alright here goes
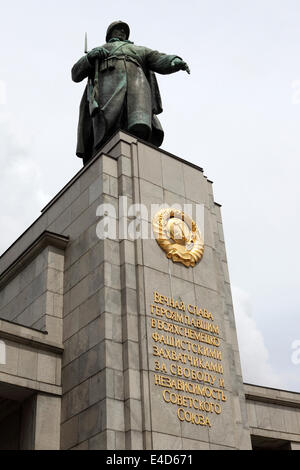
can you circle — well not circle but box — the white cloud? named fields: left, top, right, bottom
left=232, top=285, right=281, bottom=388
left=0, top=0, right=299, bottom=395
left=0, top=114, right=49, bottom=254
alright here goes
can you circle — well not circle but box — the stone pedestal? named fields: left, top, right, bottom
left=0, top=131, right=252, bottom=449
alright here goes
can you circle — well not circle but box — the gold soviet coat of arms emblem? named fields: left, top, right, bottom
left=152, top=208, right=204, bottom=268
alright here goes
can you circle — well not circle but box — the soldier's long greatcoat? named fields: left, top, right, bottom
left=72, top=39, right=180, bottom=164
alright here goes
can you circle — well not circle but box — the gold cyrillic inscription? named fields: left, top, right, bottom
left=150, top=291, right=227, bottom=426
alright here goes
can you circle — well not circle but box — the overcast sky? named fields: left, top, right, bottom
left=0, top=0, right=299, bottom=392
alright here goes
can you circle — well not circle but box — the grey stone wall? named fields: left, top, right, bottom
left=129, top=139, right=251, bottom=450
left=0, top=248, right=49, bottom=329
left=0, top=246, right=65, bottom=343
left=0, top=131, right=252, bottom=449
left=0, top=318, right=63, bottom=449
left=245, top=384, right=300, bottom=446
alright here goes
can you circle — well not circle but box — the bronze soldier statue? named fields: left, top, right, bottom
left=72, top=21, right=190, bottom=165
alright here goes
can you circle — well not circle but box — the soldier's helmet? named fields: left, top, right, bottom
left=106, top=21, right=130, bottom=42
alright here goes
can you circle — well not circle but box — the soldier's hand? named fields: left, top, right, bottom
left=87, top=47, right=109, bottom=63
left=181, top=62, right=191, bottom=74
left=171, top=58, right=191, bottom=74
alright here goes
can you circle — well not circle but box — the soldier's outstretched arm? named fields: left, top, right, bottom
left=145, top=49, right=190, bottom=75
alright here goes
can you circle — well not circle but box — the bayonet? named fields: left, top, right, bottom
left=84, top=32, right=88, bottom=54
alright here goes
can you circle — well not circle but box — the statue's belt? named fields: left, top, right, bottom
left=99, top=55, right=141, bottom=72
